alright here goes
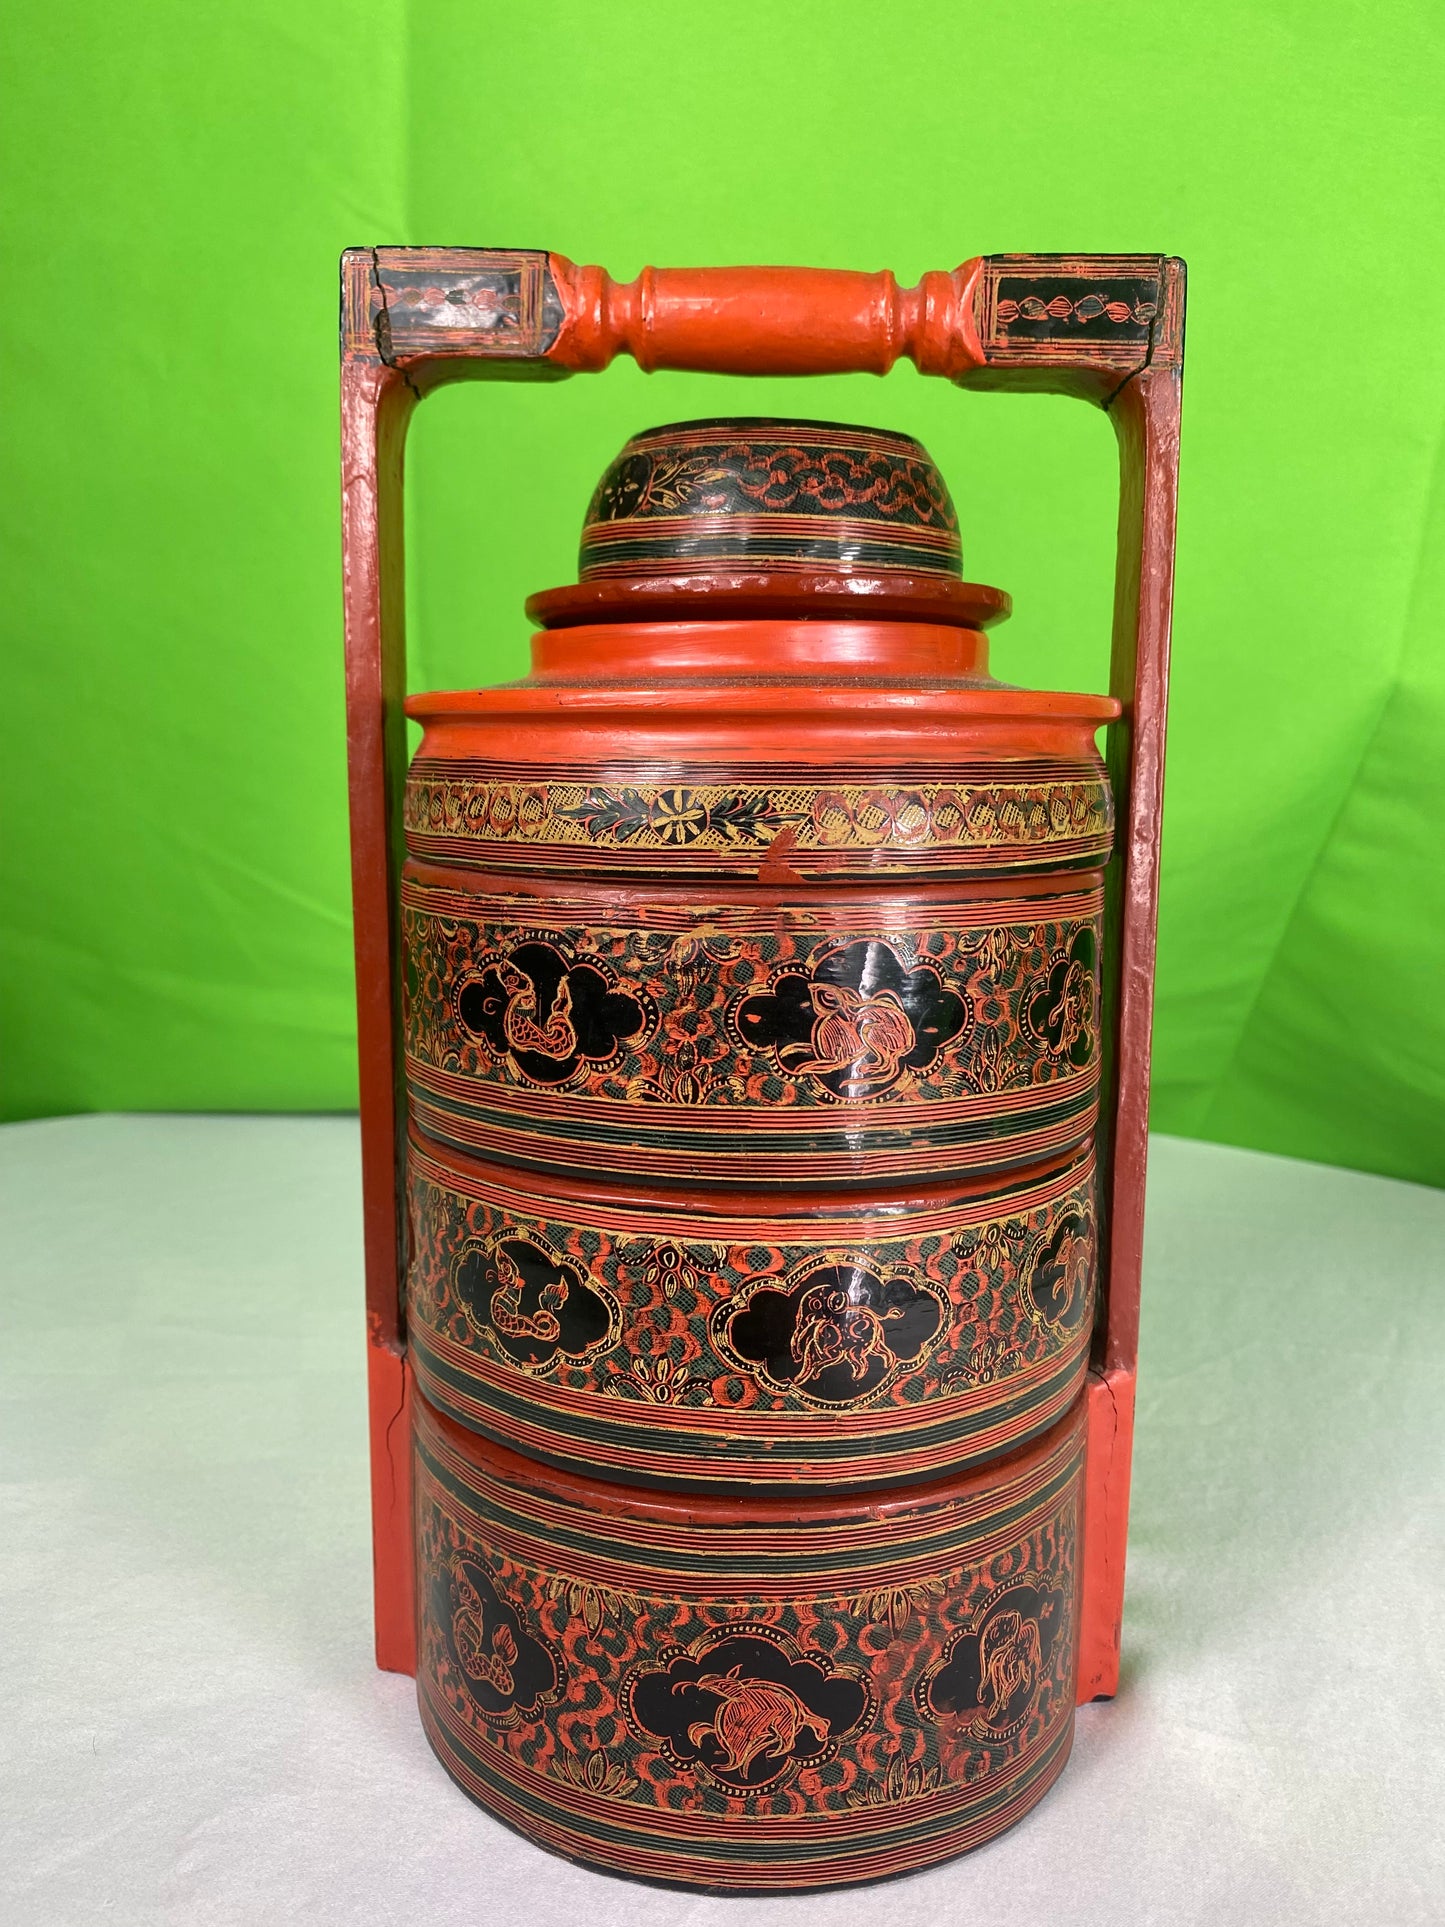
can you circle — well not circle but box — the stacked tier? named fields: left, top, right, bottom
left=401, top=421, right=1117, bottom=1891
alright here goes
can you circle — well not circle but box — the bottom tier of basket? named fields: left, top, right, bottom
left=412, top=1389, right=1085, bottom=1893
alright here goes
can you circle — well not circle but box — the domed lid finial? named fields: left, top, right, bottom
left=578, top=417, right=962, bottom=582
left=524, top=415, right=1011, bottom=631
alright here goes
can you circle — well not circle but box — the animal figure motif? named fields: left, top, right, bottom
left=496, top=959, right=577, bottom=1061
left=489, top=1249, right=567, bottom=1342
left=1042, top=957, right=1091, bottom=1057
left=789, top=1278, right=907, bottom=1390
left=785, top=982, right=916, bottom=1097
left=451, top=1565, right=519, bottom=1696
left=977, top=1609, right=1042, bottom=1725
left=681, top=1665, right=831, bottom=1777
left=1041, top=1227, right=1091, bottom=1327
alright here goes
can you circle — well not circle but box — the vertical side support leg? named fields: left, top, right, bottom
left=341, top=358, right=418, bottom=1675
left=1079, top=335, right=1184, bottom=1700
left=1078, top=1368, right=1138, bottom=1698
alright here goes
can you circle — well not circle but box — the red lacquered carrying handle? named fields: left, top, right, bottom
left=343, top=248, right=1180, bottom=396
left=549, top=260, right=984, bottom=377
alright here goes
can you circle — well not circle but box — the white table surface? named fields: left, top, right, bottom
left=2, top=1114, right=1442, bottom=1926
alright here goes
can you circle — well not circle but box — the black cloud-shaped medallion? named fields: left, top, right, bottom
left=916, top=1582, right=1065, bottom=1741
left=734, top=940, right=969, bottom=1099
left=718, top=1261, right=946, bottom=1405
left=434, top=1558, right=559, bottom=1725
left=1025, top=1209, right=1093, bottom=1333
left=454, top=1236, right=614, bottom=1368
left=627, top=1626, right=872, bottom=1791
left=1024, top=927, right=1097, bottom=1068
left=455, top=940, right=649, bottom=1084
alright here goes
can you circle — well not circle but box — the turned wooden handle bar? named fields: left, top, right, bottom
left=548, top=258, right=986, bottom=378
left=346, top=247, right=1178, bottom=392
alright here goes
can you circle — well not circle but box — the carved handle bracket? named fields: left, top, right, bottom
left=342, top=248, right=1182, bottom=397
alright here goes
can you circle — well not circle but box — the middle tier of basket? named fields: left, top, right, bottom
left=405, top=1128, right=1095, bottom=1489
left=401, top=869, right=1103, bottom=1188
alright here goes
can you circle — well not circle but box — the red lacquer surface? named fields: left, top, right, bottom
left=340, top=253, right=1184, bottom=1743
left=414, top=1393, right=1086, bottom=1890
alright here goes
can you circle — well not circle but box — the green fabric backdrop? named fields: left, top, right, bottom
left=4, top=2, right=1443, bottom=1186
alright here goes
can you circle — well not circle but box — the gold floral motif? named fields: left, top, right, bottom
left=603, top=1353, right=713, bottom=1404
left=846, top=1751, right=946, bottom=1808
left=969, top=926, right=1026, bottom=976
left=632, top=1237, right=723, bottom=1302
left=952, top=1217, right=1030, bottom=1270
left=545, top=1574, right=644, bottom=1637
left=648, top=788, right=710, bottom=843
left=551, top=1750, right=641, bottom=1799
left=968, top=1028, right=1011, bottom=1095
left=943, top=1336, right=1022, bottom=1388
left=846, top=1575, right=947, bottom=1637
left=404, top=770, right=1111, bottom=863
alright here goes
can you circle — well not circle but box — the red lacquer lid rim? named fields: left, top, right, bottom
left=404, top=681, right=1119, bottom=724
left=526, top=570, right=1012, bottom=631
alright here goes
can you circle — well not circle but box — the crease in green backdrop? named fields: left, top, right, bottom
left=3, top=1, right=1443, bottom=1186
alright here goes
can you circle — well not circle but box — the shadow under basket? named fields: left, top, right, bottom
left=413, top=1389, right=1085, bottom=1893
